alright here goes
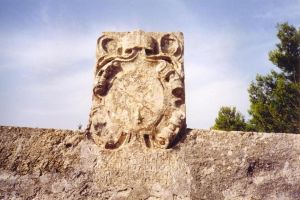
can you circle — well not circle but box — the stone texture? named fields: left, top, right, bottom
left=87, top=31, right=185, bottom=149
left=1, top=126, right=300, bottom=200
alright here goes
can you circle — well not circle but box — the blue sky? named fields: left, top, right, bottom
left=1, top=0, right=300, bottom=130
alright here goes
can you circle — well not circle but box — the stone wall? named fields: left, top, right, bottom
left=0, top=126, right=300, bottom=200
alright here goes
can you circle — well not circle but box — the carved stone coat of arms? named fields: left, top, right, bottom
left=87, top=30, right=186, bottom=149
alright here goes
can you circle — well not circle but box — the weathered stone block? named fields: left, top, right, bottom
left=87, top=31, right=185, bottom=149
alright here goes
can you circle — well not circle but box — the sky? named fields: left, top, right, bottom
left=0, top=0, right=300, bottom=130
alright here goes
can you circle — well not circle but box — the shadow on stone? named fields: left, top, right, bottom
left=168, top=126, right=191, bottom=149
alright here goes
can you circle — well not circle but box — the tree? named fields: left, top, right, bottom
left=212, top=106, right=247, bottom=131
left=248, top=71, right=300, bottom=133
left=269, top=23, right=300, bottom=83
left=248, top=23, right=300, bottom=133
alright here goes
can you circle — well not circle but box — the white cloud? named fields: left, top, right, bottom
left=183, top=26, right=252, bottom=128
left=0, top=29, right=97, bottom=129
left=0, top=31, right=96, bottom=74
left=186, top=77, right=249, bottom=129
left=18, top=69, right=93, bottom=129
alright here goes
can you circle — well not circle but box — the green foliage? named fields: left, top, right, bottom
left=212, top=106, right=247, bottom=131
left=248, top=71, right=300, bottom=133
left=269, top=23, right=300, bottom=83
left=247, top=23, right=300, bottom=133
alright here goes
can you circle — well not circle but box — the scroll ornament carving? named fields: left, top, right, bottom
left=86, top=31, right=185, bottom=149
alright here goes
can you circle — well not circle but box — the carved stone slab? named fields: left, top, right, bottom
left=87, top=30, right=185, bottom=149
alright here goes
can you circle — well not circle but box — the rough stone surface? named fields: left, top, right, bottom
left=1, top=126, right=300, bottom=200
left=87, top=31, right=185, bottom=149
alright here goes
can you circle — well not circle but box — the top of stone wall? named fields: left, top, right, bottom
left=1, top=126, right=300, bottom=199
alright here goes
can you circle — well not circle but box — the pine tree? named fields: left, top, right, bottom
left=212, top=106, right=246, bottom=131
left=248, top=23, right=300, bottom=133
left=248, top=71, right=300, bottom=132
left=269, top=23, right=300, bottom=83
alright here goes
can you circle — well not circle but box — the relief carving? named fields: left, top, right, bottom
left=86, top=30, right=186, bottom=149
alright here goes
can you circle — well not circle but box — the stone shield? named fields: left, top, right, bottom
left=87, top=31, right=185, bottom=149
